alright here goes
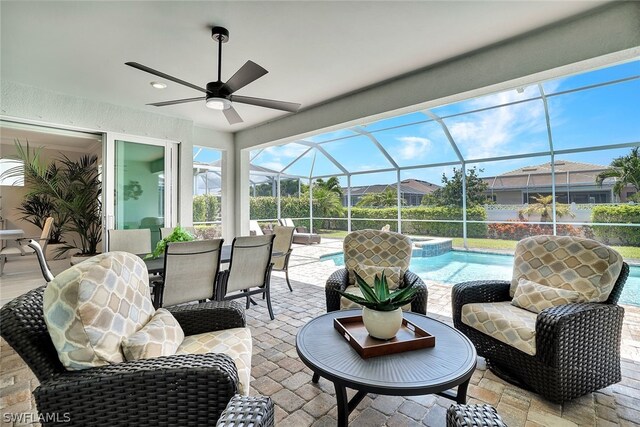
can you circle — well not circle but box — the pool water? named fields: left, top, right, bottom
left=321, top=251, right=640, bottom=307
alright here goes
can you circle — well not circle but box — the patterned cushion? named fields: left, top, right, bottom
left=511, top=278, right=581, bottom=314
left=344, top=230, right=412, bottom=286
left=122, top=309, right=184, bottom=361
left=461, top=302, right=537, bottom=355
left=511, top=235, right=623, bottom=303
left=44, top=252, right=155, bottom=370
left=340, top=285, right=411, bottom=311
left=352, top=264, right=401, bottom=290
left=177, top=328, right=252, bottom=395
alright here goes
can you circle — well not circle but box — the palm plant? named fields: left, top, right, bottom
left=3, top=142, right=102, bottom=256
left=595, top=147, right=640, bottom=199
left=520, top=194, right=573, bottom=222
left=16, top=194, right=69, bottom=244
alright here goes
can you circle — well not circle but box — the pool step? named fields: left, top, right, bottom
left=412, top=238, right=453, bottom=257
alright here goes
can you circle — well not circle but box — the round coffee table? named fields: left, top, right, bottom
left=296, top=310, right=477, bottom=427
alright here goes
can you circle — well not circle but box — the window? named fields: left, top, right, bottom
left=0, top=159, right=24, bottom=186
left=193, top=147, right=222, bottom=238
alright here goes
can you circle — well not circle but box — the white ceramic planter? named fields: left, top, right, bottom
left=362, top=307, right=403, bottom=340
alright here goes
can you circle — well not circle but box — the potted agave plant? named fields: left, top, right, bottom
left=338, top=271, right=418, bottom=340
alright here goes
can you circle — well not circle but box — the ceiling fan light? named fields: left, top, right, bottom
left=206, top=97, right=231, bottom=110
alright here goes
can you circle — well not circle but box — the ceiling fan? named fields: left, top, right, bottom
left=125, top=26, right=301, bottom=125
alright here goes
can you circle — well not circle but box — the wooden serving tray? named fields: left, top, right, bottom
left=333, top=315, right=435, bottom=359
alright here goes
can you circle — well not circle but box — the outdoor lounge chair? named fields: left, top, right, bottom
left=452, top=235, right=629, bottom=402
left=325, top=229, right=428, bottom=314
left=0, top=252, right=274, bottom=426
left=278, top=218, right=321, bottom=244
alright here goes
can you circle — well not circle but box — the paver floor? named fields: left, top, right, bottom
left=1, top=238, right=640, bottom=426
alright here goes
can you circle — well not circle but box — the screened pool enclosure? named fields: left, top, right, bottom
left=250, top=59, right=640, bottom=260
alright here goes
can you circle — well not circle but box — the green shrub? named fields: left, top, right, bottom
left=250, top=197, right=488, bottom=237
left=193, top=194, right=220, bottom=223
left=591, top=205, right=640, bottom=246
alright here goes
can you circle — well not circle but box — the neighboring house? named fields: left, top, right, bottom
left=482, top=160, right=633, bottom=204
left=342, top=179, right=440, bottom=207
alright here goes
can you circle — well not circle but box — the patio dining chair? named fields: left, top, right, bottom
left=0, top=216, right=54, bottom=276
left=452, top=235, right=629, bottom=402
left=216, top=235, right=276, bottom=320
left=271, top=226, right=295, bottom=291
left=107, top=228, right=151, bottom=255
left=154, top=239, right=223, bottom=308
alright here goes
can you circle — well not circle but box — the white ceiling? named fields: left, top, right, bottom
left=0, top=1, right=609, bottom=132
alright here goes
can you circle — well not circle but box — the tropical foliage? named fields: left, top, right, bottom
left=356, top=189, right=402, bottom=208
left=519, top=194, right=573, bottom=222
left=337, top=271, right=417, bottom=312
left=422, top=166, right=490, bottom=207
left=16, top=194, right=69, bottom=244
left=2, top=142, right=102, bottom=255
left=314, top=176, right=343, bottom=197
left=595, top=147, right=640, bottom=198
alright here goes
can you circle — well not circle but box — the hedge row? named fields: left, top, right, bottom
left=591, top=204, right=640, bottom=246
left=250, top=197, right=487, bottom=237
left=193, top=194, right=221, bottom=223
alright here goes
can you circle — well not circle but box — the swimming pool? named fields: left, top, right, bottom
left=320, top=251, right=640, bottom=307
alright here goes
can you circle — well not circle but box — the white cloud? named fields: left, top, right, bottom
left=257, top=161, right=285, bottom=172
left=448, top=89, right=547, bottom=159
left=395, top=136, right=432, bottom=160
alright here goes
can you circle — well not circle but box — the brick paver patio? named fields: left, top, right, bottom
left=1, top=238, right=640, bottom=426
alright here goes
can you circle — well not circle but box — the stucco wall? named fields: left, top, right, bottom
left=0, top=81, right=235, bottom=241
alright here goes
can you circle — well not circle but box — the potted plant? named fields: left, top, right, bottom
left=338, top=271, right=418, bottom=340
left=2, top=142, right=102, bottom=263
left=146, top=225, right=195, bottom=259
left=16, top=194, right=71, bottom=259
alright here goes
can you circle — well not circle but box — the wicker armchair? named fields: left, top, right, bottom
left=1, top=287, right=274, bottom=426
left=325, top=229, right=428, bottom=314
left=452, top=235, right=629, bottom=403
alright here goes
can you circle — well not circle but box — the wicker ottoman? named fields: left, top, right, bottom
left=446, top=404, right=507, bottom=427
left=216, top=395, right=274, bottom=427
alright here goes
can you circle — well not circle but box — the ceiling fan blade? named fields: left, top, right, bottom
left=125, top=62, right=208, bottom=93
left=223, top=105, right=243, bottom=125
left=230, top=95, right=301, bottom=113
left=224, top=60, right=268, bottom=94
left=148, top=97, right=205, bottom=107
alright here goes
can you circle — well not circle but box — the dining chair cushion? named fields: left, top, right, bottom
left=344, top=230, right=412, bottom=286
left=176, top=327, right=252, bottom=395
left=461, top=302, right=537, bottom=356
left=510, top=235, right=624, bottom=303
left=511, top=278, right=582, bottom=314
left=351, top=264, right=401, bottom=290
left=340, top=285, right=411, bottom=311
left=43, top=252, right=155, bottom=370
left=122, top=308, right=184, bottom=361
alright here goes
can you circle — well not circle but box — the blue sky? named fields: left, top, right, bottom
left=251, top=59, right=639, bottom=186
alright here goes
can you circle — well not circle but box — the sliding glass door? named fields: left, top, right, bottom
left=104, top=134, right=178, bottom=250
